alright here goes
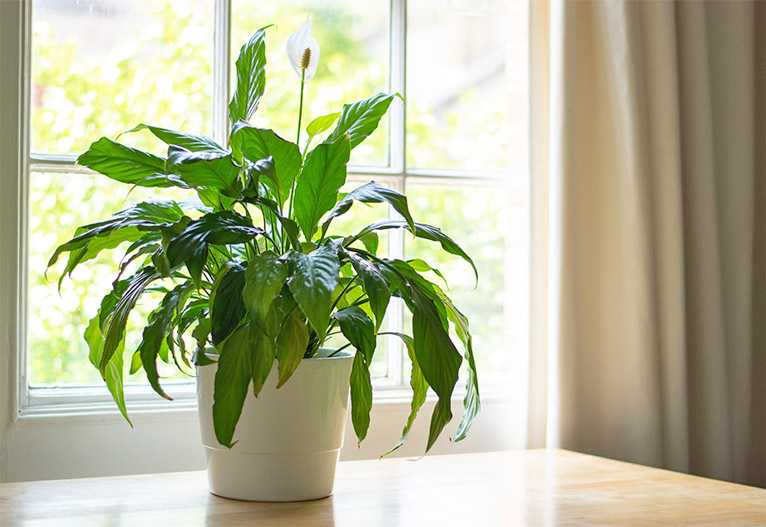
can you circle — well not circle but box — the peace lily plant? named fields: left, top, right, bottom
left=50, top=20, right=480, bottom=454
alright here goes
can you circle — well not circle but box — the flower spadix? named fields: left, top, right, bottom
left=286, top=17, right=320, bottom=81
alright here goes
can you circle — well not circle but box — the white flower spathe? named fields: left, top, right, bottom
left=286, top=17, right=320, bottom=82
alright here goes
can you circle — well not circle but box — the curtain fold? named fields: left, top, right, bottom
left=528, top=0, right=764, bottom=487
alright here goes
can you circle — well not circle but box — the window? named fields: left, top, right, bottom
left=1, top=0, right=529, bottom=481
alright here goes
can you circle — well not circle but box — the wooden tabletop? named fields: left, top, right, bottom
left=0, top=449, right=763, bottom=526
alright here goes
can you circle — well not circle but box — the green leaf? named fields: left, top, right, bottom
left=410, top=282, right=462, bottom=451
left=349, top=350, right=372, bottom=444
left=287, top=245, right=340, bottom=341
left=122, top=124, right=225, bottom=152
left=359, top=232, right=379, bottom=256
left=323, top=181, right=415, bottom=236
left=333, top=306, right=376, bottom=363
left=210, top=263, right=247, bottom=346
left=100, top=268, right=161, bottom=376
left=139, top=283, right=193, bottom=400
left=346, top=252, right=391, bottom=331
left=166, top=211, right=263, bottom=286
left=350, top=220, right=478, bottom=284
left=243, top=252, right=288, bottom=332
left=407, top=258, right=448, bottom=286
left=382, top=332, right=427, bottom=456
left=250, top=325, right=277, bottom=396
left=230, top=125, right=302, bottom=206
left=49, top=200, right=184, bottom=286
left=276, top=309, right=309, bottom=388
left=437, top=291, right=480, bottom=443
left=77, top=137, right=167, bottom=187
left=228, top=26, right=270, bottom=125
left=85, top=311, right=130, bottom=426
left=325, top=93, right=400, bottom=150
left=304, top=112, right=341, bottom=151
left=294, top=135, right=351, bottom=240
left=166, top=146, right=242, bottom=198
left=212, top=324, right=252, bottom=448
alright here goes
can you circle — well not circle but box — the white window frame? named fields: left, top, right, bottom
left=0, top=0, right=524, bottom=483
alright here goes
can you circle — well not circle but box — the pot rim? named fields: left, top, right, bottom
left=199, top=346, right=353, bottom=363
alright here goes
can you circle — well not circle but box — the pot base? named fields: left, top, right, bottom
left=204, top=446, right=341, bottom=502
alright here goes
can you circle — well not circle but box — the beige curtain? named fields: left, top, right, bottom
left=528, top=0, right=765, bottom=487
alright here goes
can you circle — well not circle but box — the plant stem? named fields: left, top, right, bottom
left=287, top=70, right=306, bottom=225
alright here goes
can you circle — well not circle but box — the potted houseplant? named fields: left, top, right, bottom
left=49, top=20, right=480, bottom=501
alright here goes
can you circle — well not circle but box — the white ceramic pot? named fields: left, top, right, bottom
left=196, top=349, right=354, bottom=502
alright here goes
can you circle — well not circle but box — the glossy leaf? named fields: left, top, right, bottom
left=166, top=211, right=263, bottom=285
left=139, top=282, right=193, bottom=400
left=323, top=181, right=415, bottom=236
left=287, top=245, right=340, bottom=341
left=228, top=26, right=270, bottom=125
left=210, top=263, right=247, bottom=346
left=250, top=324, right=277, bottom=396
left=85, top=312, right=130, bottom=426
left=349, top=350, right=372, bottom=444
left=276, top=309, right=309, bottom=388
left=230, top=124, right=301, bottom=205
left=212, top=324, right=253, bottom=448
left=325, top=93, right=400, bottom=149
left=382, top=332, right=427, bottom=456
left=346, top=252, right=390, bottom=331
left=294, top=135, right=350, bottom=240
left=100, top=268, right=161, bottom=375
left=122, top=124, right=225, bottom=152
left=333, top=306, right=376, bottom=363
left=166, top=146, right=242, bottom=197
left=77, top=137, right=167, bottom=187
left=243, top=252, right=288, bottom=332
left=349, top=220, right=478, bottom=284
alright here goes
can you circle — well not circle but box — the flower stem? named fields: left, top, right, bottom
left=288, top=69, right=306, bottom=224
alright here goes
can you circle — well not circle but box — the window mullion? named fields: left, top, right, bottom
left=213, top=0, right=232, bottom=147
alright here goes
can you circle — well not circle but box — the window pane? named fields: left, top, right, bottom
left=406, top=0, right=528, bottom=172
left=28, top=172, right=194, bottom=386
left=404, top=183, right=528, bottom=376
left=31, top=0, right=214, bottom=155
left=232, top=0, right=390, bottom=167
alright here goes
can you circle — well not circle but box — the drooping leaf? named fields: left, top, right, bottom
left=243, top=252, right=288, bottom=332
left=294, top=135, right=350, bottom=240
left=166, top=146, right=242, bottom=198
left=139, top=282, right=193, bottom=400
left=410, top=283, right=462, bottom=451
left=349, top=220, right=478, bottom=284
left=100, top=267, right=161, bottom=375
left=407, top=258, right=448, bottom=286
left=382, top=332, right=427, bottom=456
left=210, top=263, right=247, bottom=346
left=325, top=93, right=400, bottom=149
left=287, top=245, right=340, bottom=341
left=250, top=324, right=277, bottom=396
left=49, top=200, right=185, bottom=286
left=437, top=290, right=480, bottom=443
left=349, top=350, right=372, bottom=444
left=333, top=306, right=376, bottom=363
left=323, top=181, right=415, bottom=236
left=77, top=137, right=168, bottom=187
left=85, top=312, right=131, bottom=426
left=212, top=324, right=252, bottom=448
left=122, top=124, right=225, bottom=152
left=228, top=26, right=270, bottom=125
left=276, top=309, right=309, bottom=388
left=346, top=252, right=391, bottom=331
left=230, top=124, right=301, bottom=205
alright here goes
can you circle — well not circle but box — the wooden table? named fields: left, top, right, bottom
left=0, top=449, right=763, bottom=526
